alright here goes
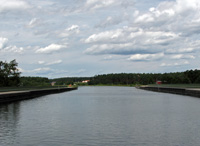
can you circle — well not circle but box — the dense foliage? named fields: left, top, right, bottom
left=88, top=70, right=200, bottom=85
left=20, top=76, right=50, bottom=87
left=0, top=60, right=21, bottom=87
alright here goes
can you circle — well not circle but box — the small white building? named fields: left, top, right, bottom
left=82, top=80, right=90, bottom=83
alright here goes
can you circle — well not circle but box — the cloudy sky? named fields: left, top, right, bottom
left=0, top=0, right=200, bottom=78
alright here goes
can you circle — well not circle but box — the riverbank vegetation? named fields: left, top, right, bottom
left=88, top=70, right=200, bottom=86
left=20, top=76, right=50, bottom=87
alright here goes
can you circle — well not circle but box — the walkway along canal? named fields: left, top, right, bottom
left=139, top=86, right=200, bottom=98
left=0, top=87, right=77, bottom=104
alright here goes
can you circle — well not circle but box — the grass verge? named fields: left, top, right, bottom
left=147, top=84, right=200, bottom=88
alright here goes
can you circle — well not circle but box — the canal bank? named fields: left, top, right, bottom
left=0, top=87, right=77, bottom=104
left=138, top=86, right=200, bottom=98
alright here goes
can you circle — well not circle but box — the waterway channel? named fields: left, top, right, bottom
left=0, top=86, right=200, bottom=146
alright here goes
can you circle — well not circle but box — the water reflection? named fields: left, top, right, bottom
left=0, top=102, right=20, bottom=146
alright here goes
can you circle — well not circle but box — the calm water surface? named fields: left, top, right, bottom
left=1, top=86, right=200, bottom=146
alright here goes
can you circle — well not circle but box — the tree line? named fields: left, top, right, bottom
left=15, top=70, right=200, bottom=87
left=1, top=60, right=200, bottom=87
left=47, top=70, right=200, bottom=85
left=19, top=77, right=90, bottom=87
left=20, top=76, right=50, bottom=87
left=88, top=70, right=200, bottom=85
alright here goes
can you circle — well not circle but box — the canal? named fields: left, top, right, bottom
left=0, top=86, right=200, bottom=146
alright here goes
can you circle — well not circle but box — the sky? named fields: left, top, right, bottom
left=0, top=0, right=200, bottom=78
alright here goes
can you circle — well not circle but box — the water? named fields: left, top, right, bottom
left=1, top=86, right=200, bottom=146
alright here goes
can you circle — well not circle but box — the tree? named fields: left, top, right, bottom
left=0, top=59, right=21, bottom=87
left=20, top=76, right=50, bottom=87
left=184, top=70, right=200, bottom=83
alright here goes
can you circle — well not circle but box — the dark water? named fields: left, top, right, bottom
left=1, top=86, right=200, bottom=146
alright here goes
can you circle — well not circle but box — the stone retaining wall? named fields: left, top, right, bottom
left=139, top=86, right=200, bottom=98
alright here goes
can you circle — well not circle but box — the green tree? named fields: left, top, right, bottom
left=184, top=70, right=200, bottom=83
left=20, top=76, right=50, bottom=87
left=0, top=59, right=21, bottom=87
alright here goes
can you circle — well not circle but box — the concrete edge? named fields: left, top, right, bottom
left=0, top=87, right=78, bottom=104
left=138, top=86, right=200, bottom=98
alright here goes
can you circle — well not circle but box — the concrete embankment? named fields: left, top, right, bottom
left=0, top=87, right=77, bottom=104
left=138, top=86, right=200, bottom=98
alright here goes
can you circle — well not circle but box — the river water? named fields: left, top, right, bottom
left=1, top=86, right=200, bottom=146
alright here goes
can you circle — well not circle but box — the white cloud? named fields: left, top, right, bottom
left=135, top=14, right=154, bottom=23
left=103, top=55, right=113, bottom=60
left=82, top=0, right=135, bottom=11
left=84, top=27, right=179, bottom=55
left=85, top=0, right=115, bottom=10
left=85, top=27, right=179, bottom=45
left=160, top=61, right=189, bottom=67
left=36, top=44, right=66, bottom=54
left=20, top=67, right=52, bottom=74
left=150, top=1, right=176, bottom=17
left=33, top=67, right=51, bottom=72
left=84, top=43, right=135, bottom=55
left=96, top=16, right=124, bottom=28
left=27, top=18, right=41, bottom=28
left=148, top=0, right=200, bottom=19
left=17, top=67, right=24, bottom=72
left=67, top=25, right=79, bottom=32
left=128, top=53, right=164, bottom=61
left=143, top=31, right=179, bottom=45
left=4, top=46, right=24, bottom=54
left=59, top=25, right=80, bottom=38
left=0, top=0, right=30, bottom=13
left=83, top=0, right=200, bottom=62
left=175, top=0, right=200, bottom=13
left=133, top=0, right=200, bottom=36
left=38, top=61, right=45, bottom=64
left=21, top=68, right=52, bottom=75
left=46, top=60, right=62, bottom=65
left=38, top=60, right=62, bottom=65
left=85, top=29, right=124, bottom=43
left=166, top=48, right=195, bottom=54
left=171, top=54, right=195, bottom=59
left=0, top=37, right=24, bottom=54
left=0, top=37, right=8, bottom=49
